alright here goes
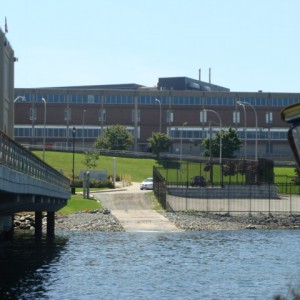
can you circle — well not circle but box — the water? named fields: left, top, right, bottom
left=1, top=230, right=300, bottom=300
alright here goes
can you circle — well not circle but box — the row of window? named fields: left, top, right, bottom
left=169, top=128, right=287, bottom=140
left=15, top=93, right=300, bottom=107
left=14, top=126, right=287, bottom=140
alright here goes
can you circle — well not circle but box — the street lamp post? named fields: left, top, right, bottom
left=203, top=109, right=222, bottom=185
left=41, top=98, right=47, bottom=161
left=82, top=109, right=86, bottom=150
left=155, top=98, right=162, bottom=132
left=72, top=127, right=76, bottom=194
left=237, top=101, right=247, bottom=159
left=13, top=96, right=25, bottom=103
left=13, top=96, right=25, bottom=138
left=180, top=122, right=188, bottom=170
left=237, top=101, right=258, bottom=160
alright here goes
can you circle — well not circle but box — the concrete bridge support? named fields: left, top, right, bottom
left=35, top=211, right=43, bottom=239
left=34, top=211, right=56, bottom=239
left=0, top=215, right=14, bottom=241
left=47, top=212, right=55, bottom=239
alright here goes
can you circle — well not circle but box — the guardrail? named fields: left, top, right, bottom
left=0, top=131, right=69, bottom=190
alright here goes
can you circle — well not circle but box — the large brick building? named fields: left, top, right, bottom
left=14, top=76, right=297, bottom=159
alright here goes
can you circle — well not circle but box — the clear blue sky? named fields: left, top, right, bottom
left=2, top=0, right=300, bottom=93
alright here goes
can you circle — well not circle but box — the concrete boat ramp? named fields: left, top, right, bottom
left=93, top=183, right=180, bottom=232
left=111, top=209, right=179, bottom=232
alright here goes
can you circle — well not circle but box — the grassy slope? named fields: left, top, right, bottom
left=33, top=151, right=158, bottom=214
left=33, top=151, right=297, bottom=213
left=59, top=194, right=102, bottom=214
left=34, top=150, right=297, bottom=184
left=33, top=151, right=157, bottom=182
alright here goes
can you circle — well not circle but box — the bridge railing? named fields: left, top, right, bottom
left=0, top=131, right=70, bottom=190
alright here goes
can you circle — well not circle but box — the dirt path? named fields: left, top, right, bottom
left=92, top=183, right=180, bottom=232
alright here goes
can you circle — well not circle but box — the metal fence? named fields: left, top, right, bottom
left=153, top=160, right=300, bottom=215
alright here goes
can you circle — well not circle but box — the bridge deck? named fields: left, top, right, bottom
left=0, top=131, right=70, bottom=238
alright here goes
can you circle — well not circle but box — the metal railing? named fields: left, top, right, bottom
left=153, top=163, right=300, bottom=215
left=0, top=131, right=69, bottom=190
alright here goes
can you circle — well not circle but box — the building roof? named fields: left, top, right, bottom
left=157, top=76, right=230, bottom=92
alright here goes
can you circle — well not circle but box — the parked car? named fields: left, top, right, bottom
left=191, top=176, right=207, bottom=187
left=140, top=178, right=153, bottom=190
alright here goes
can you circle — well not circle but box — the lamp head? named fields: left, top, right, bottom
left=72, top=127, right=76, bottom=136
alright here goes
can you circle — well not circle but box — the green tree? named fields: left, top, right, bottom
left=201, top=127, right=242, bottom=159
left=147, top=132, right=172, bottom=158
left=82, top=151, right=99, bottom=170
left=94, top=124, right=134, bottom=150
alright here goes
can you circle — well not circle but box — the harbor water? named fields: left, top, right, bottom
left=1, top=230, right=300, bottom=300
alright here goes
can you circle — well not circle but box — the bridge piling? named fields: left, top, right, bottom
left=47, top=211, right=55, bottom=239
left=0, top=215, right=14, bottom=241
left=35, top=211, right=43, bottom=239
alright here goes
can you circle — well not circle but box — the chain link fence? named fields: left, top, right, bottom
left=153, top=159, right=300, bottom=215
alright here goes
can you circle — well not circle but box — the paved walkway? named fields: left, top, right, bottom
left=93, top=182, right=180, bottom=232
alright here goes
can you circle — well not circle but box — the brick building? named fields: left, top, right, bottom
left=14, top=77, right=297, bottom=159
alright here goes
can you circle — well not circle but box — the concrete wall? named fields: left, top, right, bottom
left=167, top=184, right=278, bottom=199
left=165, top=185, right=294, bottom=213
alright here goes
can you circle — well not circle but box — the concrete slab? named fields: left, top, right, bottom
left=93, top=182, right=181, bottom=232
left=112, top=209, right=180, bottom=232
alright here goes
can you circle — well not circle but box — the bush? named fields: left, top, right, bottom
left=72, top=177, right=114, bottom=189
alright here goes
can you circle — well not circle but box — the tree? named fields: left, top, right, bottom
left=201, top=127, right=242, bottom=159
left=82, top=151, right=99, bottom=170
left=147, top=132, right=172, bottom=158
left=94, top=124, right=134, bottom=150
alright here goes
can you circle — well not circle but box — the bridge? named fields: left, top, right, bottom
left=0, top=131, right=70, bottom=240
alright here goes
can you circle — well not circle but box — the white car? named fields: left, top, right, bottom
left=140, top=178, right=153, bottom=190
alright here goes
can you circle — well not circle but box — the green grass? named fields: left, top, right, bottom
left=58, top=194, right=102, bottom=215
left=35, top=150, right=299, bottom=185
left=33, top=151, right=157, bottom=182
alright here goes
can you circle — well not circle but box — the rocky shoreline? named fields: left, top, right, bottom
left=162, top=212, right=300, bottom=230
left=14, top=210, right=300, bottom=232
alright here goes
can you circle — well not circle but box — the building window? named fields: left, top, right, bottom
left=139, top=95, right=156, bottom=105
left=87, top=95, right=95, bottom=103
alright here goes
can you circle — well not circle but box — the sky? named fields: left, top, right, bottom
left=1, top=0, right=300, bottom=93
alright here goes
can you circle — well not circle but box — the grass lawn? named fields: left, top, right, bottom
left=33, top=151, right=158, bottom=182
left=58, top=194, right=102, bottom=215
left=34, top=150, right=298, bottom=184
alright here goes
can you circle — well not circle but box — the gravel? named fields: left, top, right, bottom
left=53, top=211, right=300, bottom=231
left=162, top=212, right=300, bottom=230
left=15, top=210, right=300, bottom=233
left=54, top=209, right=125, bottom=232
